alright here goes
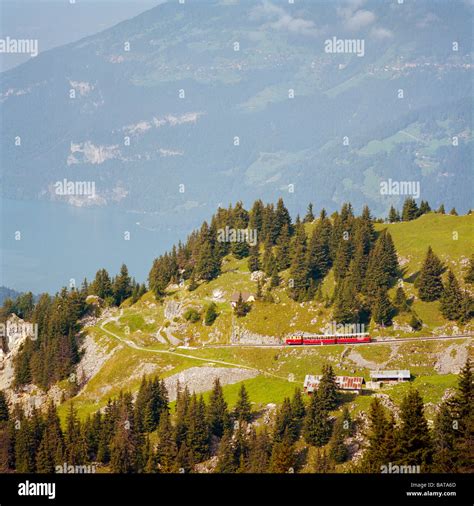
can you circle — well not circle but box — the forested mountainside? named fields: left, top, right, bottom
left=0, top=198, right=472, bottom=474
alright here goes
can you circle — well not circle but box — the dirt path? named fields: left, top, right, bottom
left=99, top=319, right=293, bottom=383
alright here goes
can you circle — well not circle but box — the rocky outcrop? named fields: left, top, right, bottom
left=0, top=314, right=36, bottom=391
left=76, top=333, right=121, bottom=391
left=231, top=326, right=283, bottom=345
left=435, top=341, right=470, bottom=374
left=162, top=366, right=258, bottom=401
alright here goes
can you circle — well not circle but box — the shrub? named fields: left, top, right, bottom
left=184, top=308, right=201, bottom=323
left=204, top=303, right=218, bottom=326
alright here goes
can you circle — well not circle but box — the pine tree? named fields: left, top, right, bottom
left=360, top=205, right=376, bottom=244
left=310, top=448, right=335, bottom=473
left=134, top=377, right=167, bottom=434
left=458, top=291, right=474, bottom=324
left=393, top=286, right=409, bottom=313
left=84, top=411, right=101, bottom=463
left=437, top=204, right=445, bottom=214
left=234, top=384, right=252, bottom=424
left=275, top=198, right=292, bottom=239
left=394, top=389, right=432, bottom=469
left=155, top=412, right=177, bottom=473
left=234, top=425, right=250, bottom=473
left=416, top=247, right=444, bottom=301
left=262, top=203, right=278, bottom=245
left=273, top=398, right=296, bottom=443
left=333, top=238, right=352, bottom=283
left=431, top=403, right=457, bottom=472
left=364, top=231, right=398, bottom=300
left=13, top=340, right=32, bottom=387
left=231, top=202, right=250, bottom=259
left=215, top=430, right=237, bottom=473
left=134, top=376, right=152, bottom=434
left=248, top=429, right=272, bottom=473
left=303, top=203, right=315, bottom=223
left=449, top=358, right=474, bottom=472
left=247, top=244, right=260, bottom=272
left=371, top=288, right=393, bottom=326
left=449, top=207, right=458, bottom=216
left=318, top=365, right=339, bottom=411
left=207, top=378, right=230, bottom=438
left=64, top=403, right=87, bottom=466
left=328, top=415, right=348, bottom=464
left=275, top=224, right=291, bottom=271
left=269, top=428, right=295, bottom=473
left=195, top=240, right=220, bottom=281
left=333, top=269, right=362, bottom=324
left=290, top=388, right=306, bottom=439
left=262, top=238, right=275, bottom=276
left=360, top=398, right=396, bottom=472
left=174, top=384, right=190, bottom=449
left=288, top=225, right=309, bottom=301
left=36, top=434, right=55, bottom=473
left=113, top=264, right=132, bottom=306
left=388, top=206, right=400, bottom=223
left=401, top=198, right=419, bottom=221
left=464, top=254, right=474, bottom=284
left=186, top=395, right=210, bottom=462
left=36, top=402, right=63, bottom=472
left=409, top=312, right=423, bottom=331
left=0, top=391, right=8, bottom=422
left=110, top=408, right=138, bottom=473
left=348, top=236, right=369, bottom=293
left=234, top=293, right=250, bottom=317
left=440, top=271, right=464, bottom=321
left=14, top=414, right=35, bottom=472
left=303, top=390, right=332, bottom=447
left=419, top=200, right=431, bottom=215
left=175, top=441, right=193, bottom=473
left=188, top=273, right=198, bottom=292
left=270, top=265, right=280, bottom=288
left=91, top=268, right=113, bottom=300
left=249, top=200, right=265, bottom=238
left=307, top=225, right=331, bottom=283
left=204, top=303, right=218, bottom=326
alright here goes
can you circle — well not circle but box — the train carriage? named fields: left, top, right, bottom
left=285, top=333, right=370, bottom=346
left=285, top=336, right=304, bottom=345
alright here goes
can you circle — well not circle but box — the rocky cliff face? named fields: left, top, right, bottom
left=231, top=325, right=282, bottom=346
left=0, top=313, right=33, bottom=390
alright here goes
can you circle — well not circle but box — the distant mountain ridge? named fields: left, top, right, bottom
left=1, top=0, right=472, bottom=230
left=0, top=286, right=21, bottom=306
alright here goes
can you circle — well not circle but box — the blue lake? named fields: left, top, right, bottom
left=0, top=198, right=184, bottom=294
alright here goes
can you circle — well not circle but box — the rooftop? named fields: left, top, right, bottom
left=304, top=374, right=364, bottom=391
left=230, top=291, right=253, bottom=302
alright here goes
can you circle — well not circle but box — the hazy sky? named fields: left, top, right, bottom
left=0, top=0, right=166, bottom=72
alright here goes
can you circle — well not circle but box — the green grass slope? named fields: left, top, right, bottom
left=62, top=213, right=473, bottom=422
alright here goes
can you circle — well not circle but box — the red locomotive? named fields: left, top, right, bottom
left=285, top=333, right=370, bottom=346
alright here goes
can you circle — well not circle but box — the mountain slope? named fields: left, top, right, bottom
left=55, top=212, right=473, bottom=420
left=1, top=0, right=472, bottom=230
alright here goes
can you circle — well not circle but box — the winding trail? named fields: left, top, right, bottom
left=99, top=312, right=472, bottom=384
left=99, top=317, right=292, bottom=382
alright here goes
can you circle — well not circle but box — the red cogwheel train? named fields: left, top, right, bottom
left=285, top=333, right=371, bottom=345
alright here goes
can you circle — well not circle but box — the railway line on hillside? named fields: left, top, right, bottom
left=98, top=316, right=293, bottom=382
left=201, top=333, right=473, bottom=349
left=99, top=312, right=472, bottom=357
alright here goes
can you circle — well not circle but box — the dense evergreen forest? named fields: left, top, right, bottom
left=0, top=360, right=472, bottom=473
left=1, top=198, right=473, bottom=392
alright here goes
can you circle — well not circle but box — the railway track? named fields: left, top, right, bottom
left=199, top=334, right=473, bottom=349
